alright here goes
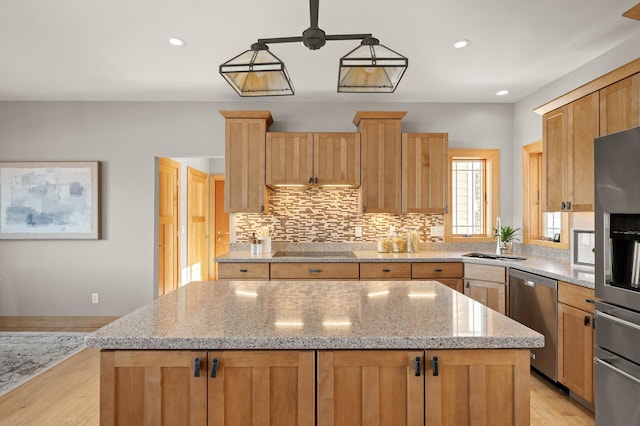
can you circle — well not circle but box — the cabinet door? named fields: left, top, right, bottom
left=464, top=279, right=506, bottom=314
left=360, top=119, right=402, bottom=213
left=314, top=133, right=361, bottom=186
left=567, top=92, right=598, bottom=212
left=558, top=303, right=594, bottom=404
left=317, top=350, right=424, bottom=426
left=208, top=351, right=315, bottom=426
left=600, top=73, right=640, bottom=136
left=402, top=133, right=448, bottom=213
left=437, top=278, right=464, bottom=293
left=542, top=106, right=568, bottom=211
left=266, top=132, right=314, bottom=186
left=425, top=349, right=530, bottom=426
left=100, top=350, right=207, bottom=425
left=225, top=118, right=269, bottom=213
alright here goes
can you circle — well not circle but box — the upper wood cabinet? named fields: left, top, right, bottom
left=221, top=111, right=272, bottom=213
left=354, top=111, right=406, bottom=214
left=265, top=132, right=361, bottom=187
left=266, top=132, right=314, bottom=186
left=542, top=92, right=599, bottom=212
left=402, top=133, right=449, bottom=213
left=599, top=73, right=640, bottom=136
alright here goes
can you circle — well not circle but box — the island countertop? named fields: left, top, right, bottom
left=86, top=280, right=544, bottom=350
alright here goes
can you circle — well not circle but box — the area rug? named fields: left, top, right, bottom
left=0, top=332, right=87, bottom=397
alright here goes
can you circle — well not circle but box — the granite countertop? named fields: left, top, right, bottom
left=216, top=250, right=595, bottom=289
left=85, top=280, right=544, bottom=351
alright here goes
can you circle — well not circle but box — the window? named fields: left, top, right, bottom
left=522, top=141, right=569, bottom=248
left=446, top=149, right=500, bottom=241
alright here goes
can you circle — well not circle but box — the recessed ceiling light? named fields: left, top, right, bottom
left=453, top=39, right=470, bottom=49
left=496, top=89, right=510, bottom=96
left=168, top=37, right=185, bottom=47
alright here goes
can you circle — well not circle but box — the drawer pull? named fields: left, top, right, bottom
left=308, top=269, right=323, bottom=273
left=193, top=357, right=201, bottom=377
left=210, top=358, right=219, bottom=378
left=382, top=268, right=391, bottom=272
left=239, top=269, right=248, bottom=273
left=586, top=299, right=596, bottom=304
left=414, top=357, right=421, bottom=377
left=434, top=269, right=443, bottom=273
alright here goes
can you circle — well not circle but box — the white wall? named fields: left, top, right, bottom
left=512, top=34, right=640, bottom=232
left=0, top=100, right=513, bottom=316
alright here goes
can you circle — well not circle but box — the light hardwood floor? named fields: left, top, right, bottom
left=0, top=348, right=594, bottom=425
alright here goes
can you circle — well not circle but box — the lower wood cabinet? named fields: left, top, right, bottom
left=557, top=281, right=595, bottom=405
left=425, top=349, right=530, bottom=426
left=100, top=350, right=208, bottom=425
left=101, top=348, right=530, bottom=425
left=270, top=262, right=359, bottom=280
left=317, top=350, right=424, bottom=426
left=209, top=351, right=315, bottom=426
left=464, top=264, right=507, bottom=315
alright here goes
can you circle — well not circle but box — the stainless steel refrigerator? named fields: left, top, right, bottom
left=594, top=126, right=640, bottom=425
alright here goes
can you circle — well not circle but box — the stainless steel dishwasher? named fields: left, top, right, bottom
left=509, top=268, right=558, bottom=381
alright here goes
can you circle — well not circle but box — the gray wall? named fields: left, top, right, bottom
left=0, top=101, right=513, bottom=316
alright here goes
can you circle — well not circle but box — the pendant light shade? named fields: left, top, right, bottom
left=338, top=37, right=408, bottom=93
left=220, top=43, right=294, bottom=97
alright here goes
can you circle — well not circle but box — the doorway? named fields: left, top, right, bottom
left=158, top=158, right=180, bottom=297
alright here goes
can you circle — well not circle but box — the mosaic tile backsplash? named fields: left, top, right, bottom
left=234, top=188, right=444, bottom=243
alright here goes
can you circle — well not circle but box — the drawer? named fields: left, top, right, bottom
left=270, top=263, right=360, bottom=280
left=218, top=263, right=270, bottom=280
left=558, top=281, right=596, bottom=313
left=464, top=263, right=505, bottom=283
left=360, top=263, right=411, bottom=280
left=411, top=262, right=463, bottom=279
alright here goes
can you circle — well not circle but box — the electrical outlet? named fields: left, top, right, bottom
left=91, top=293, right=99, bottom=304
left=355, top=226, right=362, bottom=238
left=431, top=226, right=444, bottom=237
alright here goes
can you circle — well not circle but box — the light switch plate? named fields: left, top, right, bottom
left=431, top=226, right=444, bottom=237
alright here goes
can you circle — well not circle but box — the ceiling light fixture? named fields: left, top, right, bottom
left=496, top=89, right=510, bottom=96
left=453, top=39, right=470, bottom=49
left=219, top=0, right=408, bottom=97
left=168, top=37, right=185, bottom=47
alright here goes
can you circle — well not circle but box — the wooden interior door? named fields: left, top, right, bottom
left=317, top=350, right=424, bottom=426
left=158, top=158, right=180, bottom=297
left=208, top=351, right=315, bottom=426
left=100, top=350, right=207, bottom=425
left=187, top=167, right=209, bottom=283
left=210, top=176, right=229, bottom=280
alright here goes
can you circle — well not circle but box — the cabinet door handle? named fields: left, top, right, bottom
left=308, top=269, right=323, bottom=273
left=362, top=205, right=367, bottom=213
left=414, top=357, right=421, bottom=377
left=193, top=357, right=201, bottom=377
left=432, top=356, right=439, bottom=377
left=239, top=269, right=248, bottom=273
left=561, top=202, right=566, bottom=210
left=566, top=201, right=572, bottom=210
left=260, top=205, right=265, bottom=212
left=584, top=316, right=591, bottom=327
left=315, top=177, right=318, bottom=184
left=210, top=358, right=219, bottom=378
left=434, top=269, right=443, bottom=273
left=382, top=268, right=391, bottom=272
left=308, top=177, right=313, bottom=184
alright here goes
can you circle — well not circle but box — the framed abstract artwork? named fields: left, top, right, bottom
left=0, top=161, right=100, bottom=239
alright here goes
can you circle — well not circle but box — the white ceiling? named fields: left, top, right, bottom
left=1, top=0, right=639, bottom=103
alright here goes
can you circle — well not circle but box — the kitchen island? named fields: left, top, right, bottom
left=87, top=280, right=543, bottom=425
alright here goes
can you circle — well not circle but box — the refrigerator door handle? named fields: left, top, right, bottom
left=594, top=357, right=640, bottom=386
left=595, top=311, right=640, bottom=332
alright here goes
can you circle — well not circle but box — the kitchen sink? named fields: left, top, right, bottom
left=462, top=252, right=527, bottom=261
left=272, top=251, right=357, bottom=259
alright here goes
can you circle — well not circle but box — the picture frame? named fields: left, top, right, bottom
left=0, top=161, right=100, bottom=239
left=553, top=233, right=561, bottom=242
left=571, top=228, right=595, bottom=269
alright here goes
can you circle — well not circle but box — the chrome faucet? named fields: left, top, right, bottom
left=495, top=216, right=502, bottom=255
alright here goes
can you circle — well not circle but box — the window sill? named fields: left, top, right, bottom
left=524, top=238, right=569, bottom=250
left=445, top=236, right=495, bottom=243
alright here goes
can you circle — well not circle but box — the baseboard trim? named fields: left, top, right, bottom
left=0, top=316, right=119, bottom=330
